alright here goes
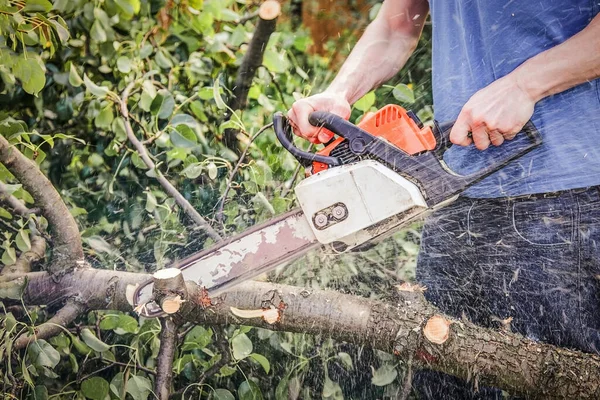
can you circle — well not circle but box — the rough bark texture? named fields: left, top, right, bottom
left=155, top=318, right=178, bottom=400
left=0, top=136, right=84, bottom=276
left=5, top=269, right=600, bottom=399
left=223, top=3, right=279, bottom=150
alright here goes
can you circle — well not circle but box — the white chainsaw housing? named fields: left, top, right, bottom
left=294, top=160, right=428, bottom=248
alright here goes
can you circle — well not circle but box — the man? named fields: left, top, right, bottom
left=288, top=0, right=600, bottom=398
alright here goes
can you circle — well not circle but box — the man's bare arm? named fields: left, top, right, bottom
left=289, top=0, right=429, bottom=143
left=451, top=14, right=600, bottom=150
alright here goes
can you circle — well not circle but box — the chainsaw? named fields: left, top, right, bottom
left=133, top=104, right=542, bottom=317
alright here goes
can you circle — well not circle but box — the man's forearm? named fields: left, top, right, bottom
left=326, top=0, right=429, bottom=104
left=516, top=14, right=600, bottom=102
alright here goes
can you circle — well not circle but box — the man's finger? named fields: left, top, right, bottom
left=449, top=118, right=473, bottom=146
left=489, top=129, right=505, bottom=147
left=291, top=101, right=319, bottom=140
left=472, top=125, right=491, bottom=150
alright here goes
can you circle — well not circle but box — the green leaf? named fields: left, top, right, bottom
left=154, top=50, right=173, bottom=69
left=0, top=207, right=12, bottom=220
left=33, top=385, right=48, bottom=400
left=212, top=79, right=226, bottom=110
left=392, top=83, right=415, bottom=104
left=181, top=163, right=203, bottom=179
left=337, top=352, right=353, bottom=370
left=150, top=89, right=175, bottom=119
left=207, top=162, right=218, bottom=180
left=0, top=183, right=21, bottom=195
left=2, top=247, right=16, bottom=266
left=15, top=229, right=31, bottom=252
left=95, top=106, right=114, bottom=129
left=232, top=332, right=253, bottom=360
left=69, top=64, right=83, bottom=87
left=110, top=372, right=125, bottom=397
left=238, top=380, right=263, bottom=400
left=249, top=353, right=270, bottom=374
left=81, top=377, right=109, bottom=400
left=117, top=56, right=132, bottom=73
left=90, top=20, right=107, bottom=43
left=353, top=91, right=375, bottom=112
left=131, top=152, right=148, bottom=170
left=126, top=374, right=152, bottom=400
left=263, top=50, right=289, bottom=74
left=80, top=328, right=110, bottom=352
left=323, top=376, right=343, bottom=399
left=83, top=75, right=109, bottom=98
left=371, top=364, right=397, bottom=386
left=182, top=326, right=212, bottom=351
left=145, top=191, right=157, bottom=213
left=23, top=0, right=53, bottom=12
left=28, top=340, right=60, bottom=369
left=13, top=56, right=46, bottom=96
left=213, top=388, right=235, bottom=400
left=170, top=125, right=198, bottom=148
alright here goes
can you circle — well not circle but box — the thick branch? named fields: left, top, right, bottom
left=14, top=299, right=85, bottom=350
left=6, top=269, right=600, bottom=399
left=0, top=136, right=84, bottom=276
left=155, top=318, right=179, bottom=400
left=119, top=82, right=222, bottom=242
left=223, top=0, right=280, bottom=150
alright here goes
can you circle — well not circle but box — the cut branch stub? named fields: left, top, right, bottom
left=152, top=268, right=187, bottom=314
left=423, top=315, right=452, bottom=345
left=259, top=0, right=281, bottom=20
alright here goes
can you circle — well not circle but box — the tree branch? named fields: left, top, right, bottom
left=13, top=299, right=85, bottom=350
left=0, top=136, right=84, bottom=277
left=6, top=268, right=600, bottom=399
left=223, top=0, right=280, bottom=150
left=155, top=318, right=179, bottom=400
left=0, top=181, right=34, bottom=216
left=119, top=82, right=222, bottom=242
left=3, top=235, right=46, bottom=275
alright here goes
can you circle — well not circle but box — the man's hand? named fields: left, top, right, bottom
left=450, top=73, right=536, bottom=150
left=288, top=93, right=351, bottom=144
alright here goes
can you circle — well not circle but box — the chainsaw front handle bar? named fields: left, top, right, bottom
left=273, top=113, right=342, bottom=168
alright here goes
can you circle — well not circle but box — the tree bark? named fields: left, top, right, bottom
left=155, top=318, right=178, bottom=400
left=223, top=1, right=280, bottom=151
left=5, top=269, right=600, bottom=399
left=0, top=136, right=84, bottom=276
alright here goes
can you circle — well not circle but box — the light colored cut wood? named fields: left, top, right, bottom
left=423, top=315, right=452, bottom=344
left=259, top=0, right=281, bottom=20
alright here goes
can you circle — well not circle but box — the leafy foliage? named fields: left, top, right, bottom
left=0, top=0, right=431, bottom=398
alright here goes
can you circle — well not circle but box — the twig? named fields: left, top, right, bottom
left=280, top=162, right=303, bottom=198
left=238, top=10, right=260, bottom=24
left=119, top=81, right=222, bottom=242
left=0, top=136, right=85, bottom=277
left=155, top=318, right=179, bottom=400
left=216, top=123, right=272, bottom=224
left=399, top=355, right=413, bottom=400
left=3, top=235, right=46, bottom=275
left=78, top=357, right=156, bottom=383
left=0, top=181, right=34, bottom=216
left=14, top=299, right=85, bottom=350
left=261, top=66, right=289, bottom=109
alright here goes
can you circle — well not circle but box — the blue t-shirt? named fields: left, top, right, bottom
left=430, top=0, right=600, bottom=197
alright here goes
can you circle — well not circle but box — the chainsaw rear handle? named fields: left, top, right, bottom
left=431, top=120, right=543, bottom=158
left=273, top=112, right=342, bottom=168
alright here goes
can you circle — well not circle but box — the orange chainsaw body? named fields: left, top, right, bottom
left=311, top=105, right=437, bottom=174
